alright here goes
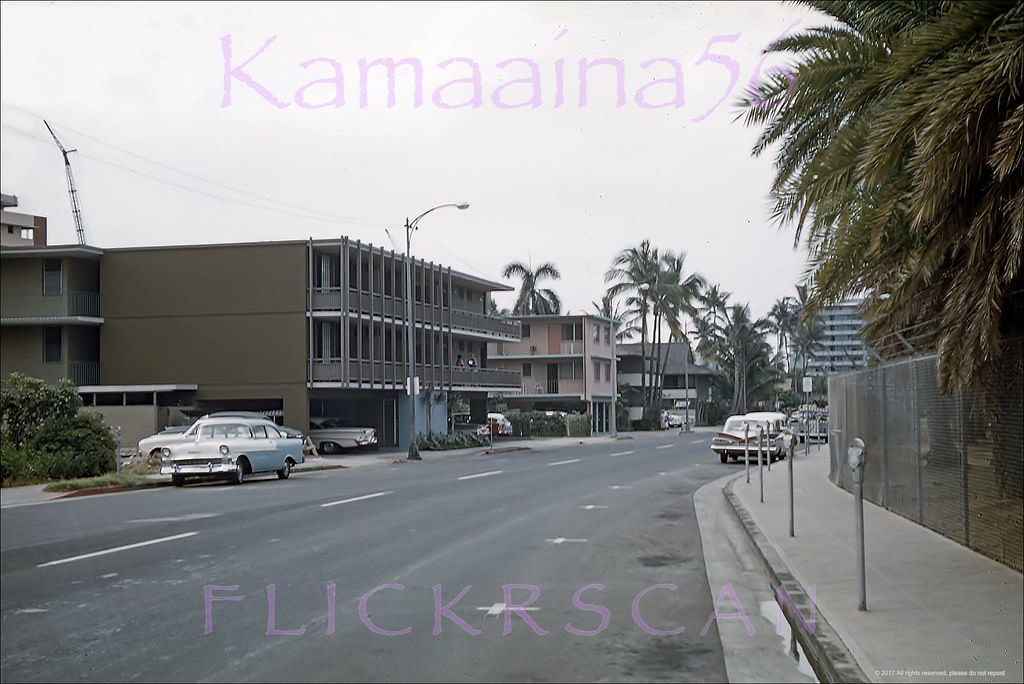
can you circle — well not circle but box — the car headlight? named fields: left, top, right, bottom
left=161, top=447, right=171, bottom=459
left=220, top=444, right=230, bottom=456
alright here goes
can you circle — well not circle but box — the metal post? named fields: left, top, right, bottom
left=788, top=432, right=795, bottom=537
left=849, top=437, right=867, bottom=611
left=610, top=319, right=618, bottom=438
left=744, top=423, right=750, bottom=484
left=405, top=220, right=420, bottom=460
left=758, top=425, right=764, bottom=503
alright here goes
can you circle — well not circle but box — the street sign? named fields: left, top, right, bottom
left=802, top=376, right=813, bottom=393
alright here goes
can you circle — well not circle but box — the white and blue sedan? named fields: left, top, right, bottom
left=160, top=417, right=305, bottom=486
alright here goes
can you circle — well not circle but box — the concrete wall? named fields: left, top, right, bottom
left=99, top=242, right=311, bottom=429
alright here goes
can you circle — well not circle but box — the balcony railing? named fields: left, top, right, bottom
left=69, top=361, right=100, bottom=386
left=1, top=290, right=101, bottom=320
left=311, top=360, right=521, bottom=388
left=310, top=287, right=520, bottom=340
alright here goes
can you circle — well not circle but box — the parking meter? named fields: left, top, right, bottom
left=848, top=437, right=865, bottom=483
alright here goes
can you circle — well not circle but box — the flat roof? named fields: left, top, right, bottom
left=78, top=384, right=198, bottom=393
left=0, top=244, right=103, bottom=259
left=105, top=238, right=514, bottom=293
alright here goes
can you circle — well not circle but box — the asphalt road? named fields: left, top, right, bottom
left=1, top=431, right=796, bottom=683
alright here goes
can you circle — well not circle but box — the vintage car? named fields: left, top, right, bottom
left=308, top=418, right=378, bottom=453
left=138, top=424, right=195, bottom=463
left=476, top=412, right=513, bottom=437
left=711, top=411, right=793, bottom=463
left=159, top=416, right=305, bottom=486
left=202, top=412, right=316, bottom=456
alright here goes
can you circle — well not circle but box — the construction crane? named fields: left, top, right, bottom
left=43, top=120, right=86, bottom=246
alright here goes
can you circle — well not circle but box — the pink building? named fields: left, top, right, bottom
left=486, top=314, right=616, bottom=433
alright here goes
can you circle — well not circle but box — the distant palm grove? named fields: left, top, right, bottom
left=499, top=0, right=1021, bottom=418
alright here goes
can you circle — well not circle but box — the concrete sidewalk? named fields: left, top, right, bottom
left=722, top=443, right=1023, bottom=683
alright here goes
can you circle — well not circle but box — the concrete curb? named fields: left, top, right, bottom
left=724, top=476, right=870, bottom=684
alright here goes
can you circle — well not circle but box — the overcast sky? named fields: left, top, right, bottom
left=1, top=1, right=825, bottom=321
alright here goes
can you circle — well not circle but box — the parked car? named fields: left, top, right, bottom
left=138, top=424, right=196, bottom=463
left=202, top=412, right=315, bottom=456
left=476, top=412, right=512, bottom=437
left=665, top=413, right=684, bottom=428
left=159, top=416, right=305, bottom=486
left=711, top=411, right=792, bottom=463
left=308, top=418, right=378, bottom=453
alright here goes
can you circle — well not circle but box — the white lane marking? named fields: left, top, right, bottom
left=547, top=458, right=581, bottom=466
left=37, top=531, right=199, bottom=568
left=690, top=439, right=706, bottom=445
left=127, top=513, right=219, bottom=523
left=321, top=491, right=392, bottom=508
left=15, top=608, right=49, bottom=614
left=656, top=444, right=674, bottom=450
left=457, top=470, right=503, bottom=481
left=608, top=485, right=633, bottom=490
left=579, top=504, right=609, bottom=510
left=611, top=450, right=634, bottom=457
left=476, top=603, right=541, bottom=617
left=545, top=537, right=588, bottom=544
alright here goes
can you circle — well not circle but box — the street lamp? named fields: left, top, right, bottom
left=402, top=203, right=469, bottom=460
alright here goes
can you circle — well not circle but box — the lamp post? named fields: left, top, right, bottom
left=402, top=202, right=469, bottom=460
left=683, top=318, right=691, bottom=432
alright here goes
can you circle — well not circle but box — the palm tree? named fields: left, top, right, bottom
left=652, top=251, right=705, bottom=404
left=768, top=296, right=797, bottom=374
left=715, top=304, right=774, bottom=414
left=592, top=291, right=639, bottom=341
left=605, top=240, right=661, bottom=406
left=694, top=283, right=732, bottom=370
left=740, top=0, right=1023, bottom=391
left=502, top=261, right=562, bottom=315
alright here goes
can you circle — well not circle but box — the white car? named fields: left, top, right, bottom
left=711, top=411, right=791, bottom=463
left=159, top=417, right=305, bottom=486
left=308, top=418, right=378, bottom=453
left=476, top=412, right=512, bottom=437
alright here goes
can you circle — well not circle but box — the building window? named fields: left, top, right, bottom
left=604, top=326, right=610, bottom=344
left=523, top=363, right=532, bottom=377
left=593, top=323, right=600, bottom=341
left=44, top=327, right=62, bottom=362
left=316, top=254, right=340, bottom=289
left=593, top=360, right=601, bottom=380
left=561, top=322, right=583, bottom=341
left=559, top=361, right=584, bottom=379
left=604, top=362, right=611, bottom=382
left=521, top=324, right=531, bottom=338
left=43, top=258, right=62, bottom=295
left=314, top=321, right=341, bottom=360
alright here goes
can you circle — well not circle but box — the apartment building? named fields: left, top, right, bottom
left=805, top=299, right=869, bottom=376
left=487, top=314, right=616, bottom=433
left=1, top=236, right=521, bottom=448
left=616, top=342, right=718, bottom=425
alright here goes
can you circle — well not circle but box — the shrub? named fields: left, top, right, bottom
left=565, top=413, right=592, bottom=437
left=417, top=431, right=488, bottom=451
left=32, top=412, right=116, bottom=479
left=1, top=372, right=82, bottom=448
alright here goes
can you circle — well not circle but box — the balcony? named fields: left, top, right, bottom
left=1, top=290, right=101, bottom=322
left=310, top=287, right=520, bottom=340
left=311, top=360, right=521, bottom=389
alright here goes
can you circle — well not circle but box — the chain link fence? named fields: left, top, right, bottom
left=828, top=338, right=1023, bottom=571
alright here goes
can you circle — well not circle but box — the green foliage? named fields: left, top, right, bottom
left=1, top=372, right=82, bottom=448
left=33, top=412, right=116, bottom=479
left=416, top=431, right=488, bottom=451
left=505, top=410, right=567, bottom=437
left=565, top=413, right=592, bottom=437
left=740, top=0, right=1024, bottom=391
left=1, top=374, right=115, bottom=484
